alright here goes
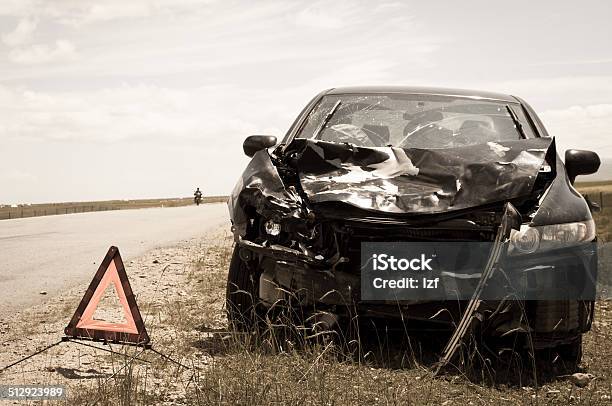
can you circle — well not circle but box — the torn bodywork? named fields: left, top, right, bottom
left=286, top=137, right=552, bottom=214
left=228, top=135, right=556, bottom=244
left=228, top=149, right=304, bottom=238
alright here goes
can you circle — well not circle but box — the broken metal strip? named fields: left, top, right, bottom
left=435, top=202, right=519, bottom=374
left=238, top=239, right=323, bottom=265
left=436, top=203, right=516, bottom=368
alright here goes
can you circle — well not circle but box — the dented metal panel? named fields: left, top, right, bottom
left=288, top=137, right=553, bottom=214
left=228, top=149, right=302, bottom=236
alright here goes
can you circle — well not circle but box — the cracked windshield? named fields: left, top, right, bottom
left=298, top=94, right=536, bottom=149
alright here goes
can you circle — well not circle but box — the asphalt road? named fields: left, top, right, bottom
left=0, top=203, right=229, bottom=315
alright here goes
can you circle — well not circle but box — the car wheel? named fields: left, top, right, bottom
left=226, top=246, right=261, bottom=331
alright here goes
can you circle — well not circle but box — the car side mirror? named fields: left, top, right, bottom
left=243, top=135, right=277, bottom=157
left=565, top=149, right=600, bottom=183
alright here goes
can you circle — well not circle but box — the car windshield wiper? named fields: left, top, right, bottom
left=313, top=100, right=342, bottom=139
left=505, top=105, right=527, bottom=139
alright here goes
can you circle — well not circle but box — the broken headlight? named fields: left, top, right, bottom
left=263, top=219, right=281, bottom=236
left=508, top=219, right=596, bottom=255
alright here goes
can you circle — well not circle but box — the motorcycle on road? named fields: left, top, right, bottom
left=194, top=189, right=203, bottom=206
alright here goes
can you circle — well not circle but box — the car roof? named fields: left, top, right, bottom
left=325, top=86, right=517, bottom=103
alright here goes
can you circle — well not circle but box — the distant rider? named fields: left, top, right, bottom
left=194, top=187, right=203, bottom=205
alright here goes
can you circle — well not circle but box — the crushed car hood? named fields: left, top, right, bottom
left=290, top=138, right=554, bottom=214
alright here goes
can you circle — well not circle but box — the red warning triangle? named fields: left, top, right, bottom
left=65, top=246, right=150, bottom=345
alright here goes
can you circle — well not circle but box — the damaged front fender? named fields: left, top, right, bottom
left=228, top=149, right=303, bottom=237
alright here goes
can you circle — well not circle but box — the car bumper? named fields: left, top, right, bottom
left=240, top=239, right=596, bottom=346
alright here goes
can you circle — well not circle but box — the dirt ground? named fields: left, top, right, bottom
left=0, top=225, right=611, bottom=405
left=0, top=226, right=232, bottom=404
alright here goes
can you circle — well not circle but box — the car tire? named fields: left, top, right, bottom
left=226, top=246, right=261, bottom=331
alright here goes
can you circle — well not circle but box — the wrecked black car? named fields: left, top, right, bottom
left=226, top=86, right=600, bottom=364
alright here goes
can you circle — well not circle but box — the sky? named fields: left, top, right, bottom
left=1, top=0, right=612, bottom=204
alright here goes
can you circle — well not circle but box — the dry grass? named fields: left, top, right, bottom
left=179, top=304, right=612, bottom=405
left=59, top=226, right=612, bottom=405
left=576, top=180, right=612, bottom=193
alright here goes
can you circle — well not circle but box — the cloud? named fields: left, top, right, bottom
left=55, top=2, right=154, bottom=26
left=0, top=83, right=276, bottom=143
left=0, top=1, right=437, bottom=85
left=294, top=2, right=358, bottom=30
left=7, top=40, right=76, bottom=64
left=0, top=81, right=274, bottom=203
left=2, top=15, right=75, bottom=67
left=540, top=104, right=612, bottom=156
left=2, top=16, right=38, bottom=46
left=0, top=0, right=37, bottom=17
left=527, top=58, right=612, bottom=67
left=483, top=76, right=612, bottom=110
left=0, top=1, right=441, bottom=203
left=0, top=169, right=37, bottom=183
left=0, top=0, right=218, bottom=26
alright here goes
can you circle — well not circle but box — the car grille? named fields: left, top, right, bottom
left=337, top=223, right=497, bottom=275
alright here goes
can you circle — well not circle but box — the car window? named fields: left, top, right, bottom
left=296, top=94, right=536, bottom=149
